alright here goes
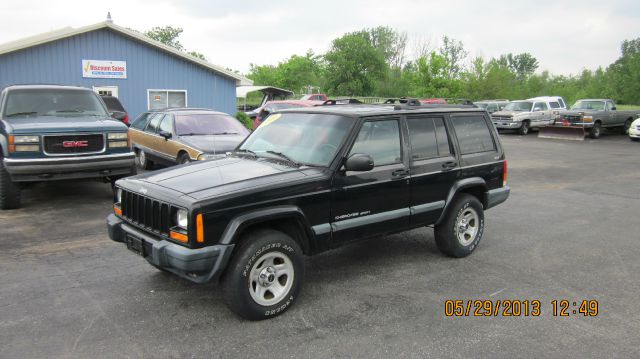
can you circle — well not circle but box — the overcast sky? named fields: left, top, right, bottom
left=1, top=0, right=639, bottom=76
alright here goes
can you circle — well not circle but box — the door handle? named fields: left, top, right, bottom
left=442, top=161, right=457, bottom=170
left=392, top=169, right=409, bottom=178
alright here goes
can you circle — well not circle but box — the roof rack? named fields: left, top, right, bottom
left=383, top=97, right=423, bottom=106
left=319, top=98, right=364, bottom=106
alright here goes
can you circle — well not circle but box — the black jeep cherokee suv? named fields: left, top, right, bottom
left=107, top=103, right=510, bottom=320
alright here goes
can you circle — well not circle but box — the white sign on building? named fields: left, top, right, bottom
left=82, top=60, right=127, bottom=79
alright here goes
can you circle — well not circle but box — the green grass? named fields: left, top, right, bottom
left=616, top=104, right=640, bottom=110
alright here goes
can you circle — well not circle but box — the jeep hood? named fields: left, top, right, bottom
left=4, top=115, right=126, bottom=134
left=178, top=134, right=246, bottom=154
left=136, top=156, right=311, bottom=200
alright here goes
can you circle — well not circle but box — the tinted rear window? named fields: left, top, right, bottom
left=407, top=117, right=452, bottom=160
left=131, top=112, right=152, bottom=130
left=451, top=116, right=496, bottom=155
left=101, top=97, right=125, bottom=112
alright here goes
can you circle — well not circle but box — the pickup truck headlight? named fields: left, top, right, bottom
left=108, top=132, right=128, bottom=140
left=176, top=209, right=188, bottom=229
left=13, top=135, right=40, bottom=143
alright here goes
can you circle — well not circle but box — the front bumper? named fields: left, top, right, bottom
left=629, top=128, right=640, bottom=138
left=107, top=214, right=234, bottom=284
left=3, top=152, right=135, bottom=182
left=485, top=186, right=510, bottom=209
left=493, top=121, right=522, bottom=129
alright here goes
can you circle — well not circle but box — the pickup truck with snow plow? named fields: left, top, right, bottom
left=549, top=99, right=639, bottom=139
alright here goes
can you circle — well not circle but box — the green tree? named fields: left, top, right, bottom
left=607, top=38, right=640, bottom=104
left=324, top=33, right=387, bottom=96
left=145, top=26, right=184, bottom=50
left=438, top=36, right=468, bottom=80
left=188, top=51, right=207, bottom=60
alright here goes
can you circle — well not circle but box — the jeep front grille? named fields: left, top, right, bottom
left=120, top=190, right=173, bottom=235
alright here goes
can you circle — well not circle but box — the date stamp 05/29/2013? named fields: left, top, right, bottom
left=444, top=299, right=599, bottom=317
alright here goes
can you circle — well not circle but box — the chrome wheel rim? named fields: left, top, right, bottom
left=138, top=151, right=146, bottom=166
left=456, top=208, right=479, bottom=246
left=248, top=251, right=294, bottom=306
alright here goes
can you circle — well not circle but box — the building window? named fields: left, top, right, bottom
left=148, top=90, right=187, bottom=110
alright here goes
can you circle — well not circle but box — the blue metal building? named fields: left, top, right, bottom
left=0, top=20, right=250, bottom=118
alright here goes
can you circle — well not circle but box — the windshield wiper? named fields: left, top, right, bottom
left=6, top=111, right=38, bottom=117
left=178, top=133, right=209, bottom=136
left=56, top=109, right=85, bottom=113
left=212, top=131, right=239, bottom=135
left=234, top=148, right=258, bottom=157
left=265, top=150, right=301, bottom=166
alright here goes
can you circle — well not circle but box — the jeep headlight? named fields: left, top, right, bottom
left=176, top=209, right=188, bottom=229
left=116, top=188, right=122, bottom=203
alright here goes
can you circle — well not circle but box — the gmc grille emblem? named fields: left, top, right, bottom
left=62, top=140, right=89, bottom=148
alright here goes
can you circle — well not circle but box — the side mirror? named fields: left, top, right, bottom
left=611, top=106, right=617, bottom=111
left=158, top=130, right=172, bottom=140
left=533, top=107, right=542, bottom=112
left=111, top=111, right=126, bottom=121
left=344, top=153, right=374, bottom=172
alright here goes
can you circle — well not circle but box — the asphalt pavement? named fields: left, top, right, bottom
left=1, top=130, right=639, bottom=358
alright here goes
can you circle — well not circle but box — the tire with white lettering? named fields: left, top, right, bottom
left=221, top=229, right=304, bottom=320
left=0, top=159, right=21, bottom=210
left=434, top=194, right=484, bottom=258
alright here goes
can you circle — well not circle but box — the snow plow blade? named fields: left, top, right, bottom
left=538, top=126, right=585, bottom=141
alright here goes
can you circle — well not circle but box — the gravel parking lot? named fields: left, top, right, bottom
left=1, top=132, right=639, bottom=358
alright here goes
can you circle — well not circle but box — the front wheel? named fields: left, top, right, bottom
left=622, top=119, right=632, bottom=134
left=589, top=123, right=601, bottom=139
left=518, top=121, right=530, bottom=135
left=178, top=152, right=191, bottom=165
left=0, top=160, right=21, bottom=210
left=221, top=229, right=304, bottom=320
left=434, top=194, right=485, bottom=258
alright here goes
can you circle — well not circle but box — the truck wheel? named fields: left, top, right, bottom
left=518, top=121, right=530, bottom=135
left=434, top=194, right=485, bottom=258
left=0, top=160, right=21, bottom=210
left=589, top=123, right=601, bottom=139
left=136, top=149, right=153, bottom=170
left=221, top=229, right=304, bottom=320
left=622, top=119, right=632, bottom=134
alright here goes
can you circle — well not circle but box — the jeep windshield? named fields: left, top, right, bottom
left=238, top=113, right=354, bottom=167
left=503, top=101, right=533, bottom=112
left=3, top=89, right=109, bottom=118
left=571, top=100, right=606, bottom=111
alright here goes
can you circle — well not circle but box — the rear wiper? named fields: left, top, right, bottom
left=265, top=150, right=301, bottom=166
left=6, top=111, right=37, bottom=117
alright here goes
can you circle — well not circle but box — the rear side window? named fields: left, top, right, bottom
left=131, top=112, right=152, bottom=130
left=549, top=102, right=560, bottom=109
left=350, top=119, right=401, bottom=167
left=407, top=117, right=452, bottom=160
left=101, top=97, right=125, bottom=112
left=451, top=116, right=496, bottom=155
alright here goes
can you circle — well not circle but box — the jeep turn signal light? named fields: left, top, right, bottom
left=196, top=214, right=204, bottom=243
left=170, top=230, right=188, bottom=243
left=113, top=205, right=122, bottom=216
left=503, top=160, right=508, bottom=186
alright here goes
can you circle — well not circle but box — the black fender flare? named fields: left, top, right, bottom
left=436, top=177, right=487, bottom=225
left=218, top=205, right=315, bottom=253
left=0, top=135, right=7, bottom=157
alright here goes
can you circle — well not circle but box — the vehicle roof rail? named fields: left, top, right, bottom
left=320, top=98, right=364, bottom=106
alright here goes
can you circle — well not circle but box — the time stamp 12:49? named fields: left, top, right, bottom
left=444, top=299, right=599, bottom=317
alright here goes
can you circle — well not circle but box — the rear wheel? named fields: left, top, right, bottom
left=0, top=160, right=21, bottom=210
left=518, top=120, right=530, bottom=135
left=221, top=229, right=304, bottom=320
left=434, top=194, right=485, bottom=258
left=136, top=149, right=153, bottom=170
left=589, top=122, right=601, bottom=139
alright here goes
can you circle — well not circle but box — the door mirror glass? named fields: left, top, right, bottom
left=611, top=106, right=616, bottom=111
left=111, top=111, right=126, bottom=121
left=344, top=153, right=374, bottom=172
left=533, top=106, right=542, bottom=112
left=158, top=130, right=172, bottom=140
